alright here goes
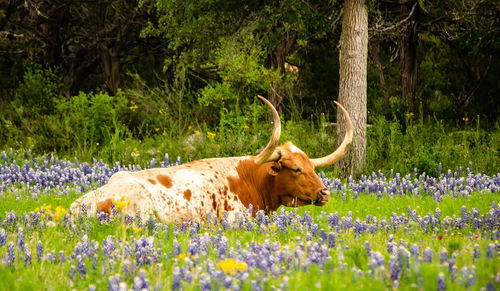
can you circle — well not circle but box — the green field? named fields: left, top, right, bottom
left=0, top=154, right=498, bottom=290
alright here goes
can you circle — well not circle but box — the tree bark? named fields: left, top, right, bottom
left=370, top=39, right=390, bottom=110
left=399, top=0, right=418, bottom=110
left=266, top=30, right=297, bottom=112
left=99, top=43, right=121, bottom=95
left=337, top=0, right=368, bottom=178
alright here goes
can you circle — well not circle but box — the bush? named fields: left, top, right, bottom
left=55, top=90, right=129, bottom=160
left=15, top=64, right=62, bottom=115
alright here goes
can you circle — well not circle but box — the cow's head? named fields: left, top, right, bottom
left=254, top=96, right=353, bottom=209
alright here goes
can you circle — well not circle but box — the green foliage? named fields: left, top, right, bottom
left=198, top=32, right=283, bottom=114
left=366, top=116, right=499, bottom=176
left=15, top=64, right=62, bottom=115
left=54, top=90, right=129, bottom=161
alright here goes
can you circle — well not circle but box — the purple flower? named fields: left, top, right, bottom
left=438, top=272, right=446, bottom=290
left=6, top=242, right=15, bottom=266
left=36, top=240, right=43, bottom=262
left=473, top=244, right=480, bottom=260
left=328, top=233, right=335, bottom=248
left=172, top=267, right=181, bottom=290
left=59, top=250, right=65, bottom=264
left=77, top=255, right=87, bottom=278
left=108, top=274, right=121, bottom=291
left=68, top=265, right=76, bottom=280
left=439, top=247, right=448, bottom=264
left=365, top=241, right=371, bottom=256
left=24, top=246, right=32, bottom=266
left=133, top=269, right=150, bottom=291
left=424, top=247, right=433, bottom=263
left=199, top=273, right=211, bottom=291
left=0, top=228, right=7, bottom=247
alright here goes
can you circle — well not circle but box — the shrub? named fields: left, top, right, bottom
left=15, top=64, right=62, bottom=115
left=55, top=90, right=129, bottom=160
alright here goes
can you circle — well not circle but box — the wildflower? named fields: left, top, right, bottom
left=218, top=258, right=248, bottom=275
left=439, top=247, right=448, bottom=264
left=77, top=255, right=87, bottom=278
left=17, top=226, right=24, bottom=249
left=424, top=247, right=433, bottom=263
left=54, top=206, right=68, bottom=221
left=172, top=267, right=181, bottom=290
left=200, top=273, right=211, bottom=291
left=0, top=228, right=7, bottom=247
left=112, top=196, right=131, bottom=211
left=207, top=131, right=216, bottom=140
left=328, top=233, right=335, bottom=248
left=36, top=240, right=43, bottom=262
left=7, top=242, right=15, bottom=266
left=24, top=245, right=32, bottom=266
left=438, top=272, right=446, bottom=291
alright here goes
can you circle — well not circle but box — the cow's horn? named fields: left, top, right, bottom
left=254, top=96, right=281, bottom=164
left=311, top=101, right=353, bottom=168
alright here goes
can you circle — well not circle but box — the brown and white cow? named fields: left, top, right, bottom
left=69, top=96, right=353, bottom=222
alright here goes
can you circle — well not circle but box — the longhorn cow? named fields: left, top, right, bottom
left=69, top=96, right=353, bottom=222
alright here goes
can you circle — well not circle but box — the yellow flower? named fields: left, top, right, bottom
left=133, top=227, right=142, bottom=233
left=131, top=148, right=140, bottom=157
left=207, top=131, right=216, bottom=140
left=54, top=206, right=68, bottom=221
left=218, top=258, right=247, bottom=275
left=194, top=130, right=201, bottom=135
left=155, top=128, right=160, bottom=132
left=178, top=253, right=188, bottom=260
left=405, top=112, right=414, bottom=118
left=112, top=197, right=131, bottom=211
left=462, top=117, right=469, bottom=122
left=129, top=104, right=138, bottom=111
left=270, top=224, right=277, bottom=231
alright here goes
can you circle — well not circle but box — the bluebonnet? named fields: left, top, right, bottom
left=59, top=250, right=65, bottom=264
left=77, top=255, right=87, bottom=278
left=199, top=273, right=211, bottom=291
left=6, top=242, right=15, bottom=266
left=473, top=244, right=480, bottom=260
left=424, top=247, right=433, bottom=263
left=0, top=228, right=7, bottom=247
left=438, top=272, right=446, bottom=291
left=36, top=240, right=43, bottom=262
left=172, top=267, right=181, bottom=290
left=439, top=247, right=448, bottom=264
left=24, top=245, right=32, bottom=266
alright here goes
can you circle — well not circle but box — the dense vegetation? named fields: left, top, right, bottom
left=0, top=152, right=498, bottom=290
left=1, top=0, right=499, bottom=177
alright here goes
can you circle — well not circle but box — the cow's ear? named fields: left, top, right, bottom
left=268, top=162, right=281, bottom=176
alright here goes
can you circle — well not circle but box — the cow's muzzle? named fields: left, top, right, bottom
left=314, top=189, right=330, bottom=206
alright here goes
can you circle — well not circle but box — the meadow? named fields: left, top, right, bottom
left=0, top=149, right=499, bottom=291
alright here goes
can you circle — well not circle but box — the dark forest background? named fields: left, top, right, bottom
left=1, top=0, right=498, bottom=176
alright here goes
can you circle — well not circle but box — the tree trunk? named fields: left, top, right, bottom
left=99, top=43, right=121, bottom=95
left=266, top=30, right=297, bottom=112
left=370, top=39, right=390, bottom=111
left=399, top=1, right=418, bottom=110
left=337, top=0, right=368, bottom=178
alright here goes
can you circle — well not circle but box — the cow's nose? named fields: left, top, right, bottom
left=318, top=189, right=330, bottom=202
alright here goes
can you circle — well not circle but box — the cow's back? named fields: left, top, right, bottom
left=69, top=157, right=250, bottom=222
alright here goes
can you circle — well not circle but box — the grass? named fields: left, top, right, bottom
left=0, top=155, right=499, bottom=290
